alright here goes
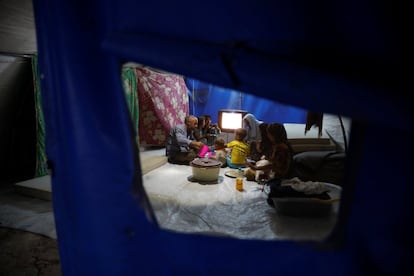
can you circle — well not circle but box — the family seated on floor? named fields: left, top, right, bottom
left=165, top=113, right=293, bottom=184
left=165, top=113, right=342, bottom=209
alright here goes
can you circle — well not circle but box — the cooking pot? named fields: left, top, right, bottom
left=190, top=158, right=222, bottom=182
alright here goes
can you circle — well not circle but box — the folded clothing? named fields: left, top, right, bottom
left=281, top=177, right=329, bottom=195
left=266, top=178, right=333, bottom=217
left=270, top=185, right=331, bottom=200
left=266, top=178, right=331, bottom=208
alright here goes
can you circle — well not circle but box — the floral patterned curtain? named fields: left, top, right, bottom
left=135, top=66, right=189, bottom=146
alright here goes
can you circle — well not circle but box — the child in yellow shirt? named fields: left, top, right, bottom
left=226, top=128, right=250, bottom=169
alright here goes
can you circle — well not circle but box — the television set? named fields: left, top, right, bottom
left=218, top=109, right=248, bottom=133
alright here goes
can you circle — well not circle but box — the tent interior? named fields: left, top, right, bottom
left=0, top=0, right=410, bottom=275
left=1, top=46, right=351, bottom=242
left=1, top=1, right=350, bottom=241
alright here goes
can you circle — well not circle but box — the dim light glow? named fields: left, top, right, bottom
left=218, top=109, right=247, bottom=132
left=221, top=113, right=243, bottom=129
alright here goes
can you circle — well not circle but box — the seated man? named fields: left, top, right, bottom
left=166, top=115, right=204, bottom=165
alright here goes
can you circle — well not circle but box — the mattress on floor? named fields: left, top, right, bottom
left=140, top=155, right=168, bottom=175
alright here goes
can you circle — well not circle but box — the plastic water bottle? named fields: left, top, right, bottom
left=236, top=168, right=244, bottom=191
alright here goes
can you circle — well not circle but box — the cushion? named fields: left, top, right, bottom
left=292, top=151, right=346, bottom=185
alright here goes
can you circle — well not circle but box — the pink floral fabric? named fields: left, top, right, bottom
left=136, top=67, right=189, bottom=146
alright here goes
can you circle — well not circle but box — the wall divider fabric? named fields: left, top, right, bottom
left=33, top=55, right=48, bottom=177
left=121, top=65, right=140, bottom=146
left=134, top=66, right=189, bottom=146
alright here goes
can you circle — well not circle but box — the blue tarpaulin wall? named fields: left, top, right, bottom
left=186, top=78, right=307, bottom=124
left=32, top=0, right=409, bottom=275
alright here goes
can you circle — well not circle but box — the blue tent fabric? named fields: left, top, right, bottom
left=33, top=0, right=409, bottom=275
left=186, top=78, right=308, bottom=124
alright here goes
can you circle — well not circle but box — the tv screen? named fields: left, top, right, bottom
left=218, top=109, right=248, bottom=133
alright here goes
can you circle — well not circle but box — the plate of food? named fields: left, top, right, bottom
left=224, top=169, right=244, bottom=178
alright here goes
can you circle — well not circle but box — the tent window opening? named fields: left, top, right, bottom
left=121, top=62, right=351, bottom=242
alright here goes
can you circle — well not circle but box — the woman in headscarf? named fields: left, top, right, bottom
left=242, top=113, right=263, bottom=143
left=243, top=113, right=263, bottom=160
